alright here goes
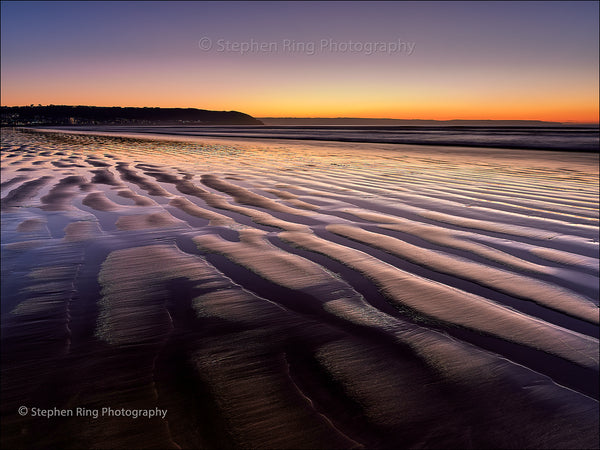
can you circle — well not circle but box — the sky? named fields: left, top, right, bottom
left=1, top=1, right=598, bottom=122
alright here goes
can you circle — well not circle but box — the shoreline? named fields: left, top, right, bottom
left=18, top=124, right=600, bottom=153
left=18, top=126, right=600, bottom=175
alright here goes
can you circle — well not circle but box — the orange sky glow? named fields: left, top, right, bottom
left=1, top=2, right=598, bottom=123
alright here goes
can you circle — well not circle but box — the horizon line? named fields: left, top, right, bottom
left=258, top=117, right=599, bottom=125
left=2, top=105, right=597, bottom=125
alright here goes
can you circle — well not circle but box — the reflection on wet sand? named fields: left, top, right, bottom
left=1, top=129, right=598, bottom=449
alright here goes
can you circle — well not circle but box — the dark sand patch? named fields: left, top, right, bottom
left=0, top=175, right=29, bottom=189
left=1, top=176, right=53, bottom=210
left=169, top=197, right=233, bottom=226
left=40, top=175, right=88, bottom=211
left=90, top=168, right=122, bottom=186
left=63, top=220, right=103, bottom=241
left=116, top=211, right=186, bottom=230
left=115, top=162, right=171, bottom=196
left=86, top=159, right=111, bottom=167
left=176, top=179, right=208, bottom=197
left=17, top=218, right=47, bottom=232
left=117, top=189, right=157, bottom=206
left=202, top=174, right=313, bottom=216
left=51, top=160, right=86, bottom=168
left=82, top=192, right=121, bottom=212
left=3, top=240, right=45, bottom=251
left=140, top=168, right=181, bottom=184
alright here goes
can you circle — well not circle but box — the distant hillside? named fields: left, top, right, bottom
left=1, top=105, right=263, bottom=126
left=259, top=117, right=567, bottom=126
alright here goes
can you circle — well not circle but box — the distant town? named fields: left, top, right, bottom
left=0, top=105, right=264, bottom=126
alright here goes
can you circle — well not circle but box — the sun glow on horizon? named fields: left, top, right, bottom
left=1, top=2, right=598, bottom=123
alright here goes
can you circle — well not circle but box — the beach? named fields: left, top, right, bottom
left=1, top=127, right=598, bottom=449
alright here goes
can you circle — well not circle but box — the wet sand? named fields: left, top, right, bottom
left=1, top=128, right=598, bottom=449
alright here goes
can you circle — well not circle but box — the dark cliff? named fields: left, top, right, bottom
left=1, top=105, right=264, bottom=126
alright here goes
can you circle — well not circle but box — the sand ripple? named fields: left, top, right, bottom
left=1, top=129, right=598, bottom=450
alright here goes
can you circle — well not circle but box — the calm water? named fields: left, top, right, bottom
left=52, top=125, right=600, bottom=151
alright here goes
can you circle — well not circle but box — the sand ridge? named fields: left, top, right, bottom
left=1, top=128, right=598, bottom=450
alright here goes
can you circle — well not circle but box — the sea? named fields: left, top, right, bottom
left=52, top=124, right=600, bottom=152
